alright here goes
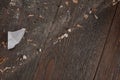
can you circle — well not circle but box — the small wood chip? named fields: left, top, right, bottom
left=113, top=2, right=118, bottom=6
left=9, top=1, right=16, bottom=6
left=1, top=41, right=7, bottom=48
left=65, top=1, right=69, bottom=6
left=27, top=39, right=33, bottom=42
left=94, top=14, right=98, bottom=19
left=89, top=10, right=92, bottom=14
left=28, top=14, right=34, bottom=17
left=60, top=5, right=63, bottom=8
left=23, top=55, right=27, bottom=60
left=112, top=0, right=119, bottom=6
left=0, top=67, right=11, bottom=73
left=0, top=57, right=7, bottom=64
left=72, top=0, right=78, bottom=4
left=84, top=14, right=89, bottom=19
left=58, top=33, right=68, bottom=40
left=39, top=49, right=42, bottom=52
left=67, top=29, right=72, bottom=32
left=76, top=24, right=83, bottom=28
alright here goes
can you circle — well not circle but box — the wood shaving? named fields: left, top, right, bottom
left=72, top=0, right=78, bottom=4
left=9, top=0, right=16, bottom=6
left=60, top=5, right=63, bottom=8
left=39, top=48, right=42, bottom=52
left=112, top=0, right=119, bottom=6
left=58, top=33, right=68, bottom=40
left=28, top=14, right=34, bottom=17
left=94, top=14, right=98, bottom=19
left=89, top=7, right=97, bottom=14
left=23, top=55, right=27, bottom=60
left=0, top=67, right=11, bottom=73
left=0, top=57, right=7, bottom=64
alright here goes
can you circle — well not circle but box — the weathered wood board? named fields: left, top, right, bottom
left=0, top=0, right=119, bottom=80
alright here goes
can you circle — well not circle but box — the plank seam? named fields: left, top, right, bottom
left=92, top=4, right=119, bottom=80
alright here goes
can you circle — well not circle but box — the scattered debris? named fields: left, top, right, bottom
left=14, top=8, right=20, bottom=19
left=89, top=10, right=92, bottom=14
left=8, top=28, right=26, bottom=50
left=113, top=2, right=118, bottom=6
left=39, top=48, right=42, bottom=52
left=0, top=67, right=11, bottom=73
left=76, top=24, right=83, bottom=28
left=72, top=0, right=78, bottom=4
left=0, top=57, right=7, bottom=64
left=58, top=33, right=68, bottom=40
left=1, top=41, right=7, bottom=48
left=39, top=15, right=44, bottom=19
left=60, top=5, right=63, bottom=8
left=28, top=14, right=34, bottom=17
left=84, top=14, right=89, bottom=19
left=89, top=7, right=97, bottom=14
left=9, top=0, right=16, bottom=6
left=23, top=55, right=27, bottom=60
left=94, top=14, right=99, bottom=19
left=112, top=0, right=119, bottom=6
left=67, top=28, right=72, bottom=32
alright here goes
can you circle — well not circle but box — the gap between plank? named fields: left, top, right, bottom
left=92, top=4, right=119, bottom=80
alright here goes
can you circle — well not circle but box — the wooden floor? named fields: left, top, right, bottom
left=0, top=0, right=120, bottom=80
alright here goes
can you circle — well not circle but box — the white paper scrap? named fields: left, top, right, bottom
left=8, top=28, right=26, bottom=50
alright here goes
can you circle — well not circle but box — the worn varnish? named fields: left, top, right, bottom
left=0, top=0, right=120, bottom=80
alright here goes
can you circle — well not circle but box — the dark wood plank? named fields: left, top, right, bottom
left=0, top=0, right=119, bottom=80
left=94, top=3, right=120, bottom=80
left=34, top=1, right=118, bottom=80
left=0, top=0, right=61, bottom=80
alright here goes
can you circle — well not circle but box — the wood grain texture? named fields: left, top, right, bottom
left=34, top=1, right=118, bottom=80
left=94, top=3, right=120, bottom=80
left=0, top=0, right=119, bottom=80
left=0, top=0, right=61, bottom=80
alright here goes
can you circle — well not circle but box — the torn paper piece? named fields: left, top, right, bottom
left=8, top=28, right=26, bottom=50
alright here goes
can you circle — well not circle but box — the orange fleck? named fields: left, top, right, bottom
left=0, top=57, right=7, bottom=64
